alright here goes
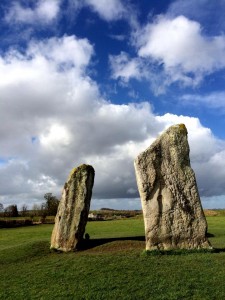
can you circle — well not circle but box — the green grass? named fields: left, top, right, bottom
left=0, top=217, right=225, bottom=299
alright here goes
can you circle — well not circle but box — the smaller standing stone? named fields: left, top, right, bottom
left=134, top=124, right=211, bottom=251
left=50, top=164, right=95, bottom=252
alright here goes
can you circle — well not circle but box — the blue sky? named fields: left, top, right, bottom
left=0, top=0, right=225, bottom=210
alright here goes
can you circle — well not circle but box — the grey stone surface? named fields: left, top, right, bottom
left=134, top=124, right=211, bottom=250
left=50, top=164, right=95, bottom=252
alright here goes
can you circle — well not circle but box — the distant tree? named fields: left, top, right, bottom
left=44, top=193, right=59, bottom=216
left=21, top=204, right=28, bottom=217
left=11, top=205, right=19, bottom=217
left=31, top=204, right=42, bottom=217
left=4, top=205, right=18, bottom=217
left=0, top=203, right=3, bottom=217
left=39, top=202, right=47, bottom=220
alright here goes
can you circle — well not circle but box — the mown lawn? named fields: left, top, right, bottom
left=0, top=217, right=225, bottom=299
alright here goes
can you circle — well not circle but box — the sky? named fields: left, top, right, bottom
left=0, top=0, right=225, bottom=210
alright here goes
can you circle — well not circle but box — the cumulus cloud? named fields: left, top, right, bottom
left=28, top=35, right=94, bottom=70
left=168, top=0, right=225, bottom=33
left=84, top=0, right=125, bottom=21
left=137, top=15, right=225, bottom=81
left=138, top=16, right=225, bottom=73
left=1, top=33, right=225, bottom=209
left=80, top=0, right=138, bottom=28
left=40, top=123, right=72, bottom=150
left=111, top=14, right=225, bottom=94
left=109, top=52, right=147, bottom=83
left=4, top=0, right=61, bottom=24
left=0, top=34, right=158, bottom=207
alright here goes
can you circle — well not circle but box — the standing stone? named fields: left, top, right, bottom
left=134, top=124, right=211, bottom=250
left=50, top=164, right=95, bottom=252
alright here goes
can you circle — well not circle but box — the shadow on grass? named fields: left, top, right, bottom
left=78, top=235, right=145, bottom=251
left=212, top=248, right=225, bottom=253
left=77, top=235, right=225, bottom=254
left=207, top=232, right=215, bottom=238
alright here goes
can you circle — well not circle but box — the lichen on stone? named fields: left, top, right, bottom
left=67, top=164, right=92, bottom=181
left=178, top=123, right=188, bottom=134
left=68, top=167, right=77, bottom=181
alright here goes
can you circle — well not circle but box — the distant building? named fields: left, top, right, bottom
left=88, top=213, right=103, bottom=221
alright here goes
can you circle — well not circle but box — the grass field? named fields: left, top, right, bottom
left=0, top=216, right=225, bottom=299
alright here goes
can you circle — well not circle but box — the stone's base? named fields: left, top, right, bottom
left=134, top=124, right=212, bottom=250
left=50, top=164, right=95, bottom=252
left=145, top=238, right=212, bottom=251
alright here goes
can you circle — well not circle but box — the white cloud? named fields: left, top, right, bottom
left=1, top=34, right=225, bottom=209
left=36, top=0, right=60, bottom=21
left=28, top=35, right=94, bottom=71
left=0, top=35, right=93, bottom=89
left=112, top=15, right=225, bottom=93
left=168, top=0, right=225, bottom=33
left=90, top=3, right=225, bottom=96
left=0, top=34, right=159, bottom=207
left=0, top=35, right=95, bottom=161
left=109, top=52, right=146, bottom=82
left=84, top=0, right=125, bottom=21
left=80, top=0, right=138, bottom=28
left=40, top=123, right=72, bottom=151
left=4, top=0, right=61, bottom=24
left=136, top=15, right=225, bottom=87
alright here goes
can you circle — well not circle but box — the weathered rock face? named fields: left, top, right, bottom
left=134, top=124, right=211, bottom=250
left=50, top=164, right=95, bottom=252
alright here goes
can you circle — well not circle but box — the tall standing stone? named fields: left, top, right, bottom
left=50, top=164, right=95, bottom=252
left=134, top=124, right=211, bottom=250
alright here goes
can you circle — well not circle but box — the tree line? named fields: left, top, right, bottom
left=0, top=193, right=59, bottom=218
